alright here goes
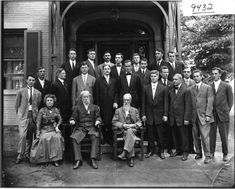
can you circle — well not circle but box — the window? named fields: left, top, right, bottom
left=3, top=29, right=25, bottom=90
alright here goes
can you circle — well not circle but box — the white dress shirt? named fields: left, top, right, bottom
left=141, top=68, right=146, bottom=74
left=126, top=74, right=131, bottom=87
left=88, top=59, right=95, bottom=69
left=161, top=78, right=168, bottom=86
left=151, top=82, right=158, bottom=99
left=133, top=64, right=140, bottom=72
left=58, top=78, right=64, bottom=85
left=27, top=86, right=34, bottom=110
left=70, top=60, right=76, bottom=70
left=169, top=61, right=175, bottom=69
left=104, top=75, right=110, bottom=84
left=116, top=66, right=121, bottom=76
left=214, top=79, right=221, bottom=92
left=38, top=78, right=45, bottom=88
left=82, top=73, right=88, bottom=84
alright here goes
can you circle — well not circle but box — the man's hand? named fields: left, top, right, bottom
left=142, top=116, right=147, bottom=122
left=95, top=120, right=101, bottom=127
left=113, top=103, right=118, bottom=109
left=70, top=120, right=75, bottom=125
left=55, top=127, right=61, bottom=133
left=205, top=116, right=211, bottom=122
left=184, top=120, right=189, bottom=125
left=163, top=116, right=168, bottom=122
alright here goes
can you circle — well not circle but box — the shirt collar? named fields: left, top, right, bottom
left=58, top=78, right=64, bottom=84
left=214, top=79, right=221, bottom=84
left=196, top=82, right=202, bottom=88
left=88, top=59, right=94, bottom=64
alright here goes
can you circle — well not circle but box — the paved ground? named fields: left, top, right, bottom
left=2, top=113, right=234, bottom=187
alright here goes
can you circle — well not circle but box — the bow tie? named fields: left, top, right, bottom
left=174, top=86, right=179, bottom=90
left=126, top=72, right=132, bottom=75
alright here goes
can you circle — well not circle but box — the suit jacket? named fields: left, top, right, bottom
left=141, top=83, right=168, bottom=125
left=97, top=62, right=114, bottom=78
left=165, top=61, right=184, bottom=81
left=110, top=65, right=125, bottom=79
left=189, top=82, right=214, bottom=125
left=34, top=78, right=51, bottom=109
left=158, top=79, right=174, bottom=91
left=71, top=74, right=96, bottom=109
left=70, top=103, right=102, bottom=143
left=94, top=76, right=118, bottom=124
left=61, top=60, right=80, bottom=95
left=15, top=87, right=41, bottom=127
left=112, top=106, right=142, bottom=132
left=117, top=72, right=142, bottom=108
left=149, top=59, right=167, bottom=71
left=210, top=81, right=233, bottom=122
left=168, top=84, right=191, bottom=127
left=81, top=59, right=99, bottom=78
left=137, top=68, right=151, bottom=87
left=183, top=78, right=195, bottom=88
left=50, top=79, right=71, bottom=122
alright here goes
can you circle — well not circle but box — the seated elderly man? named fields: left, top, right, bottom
left=69, top=90, right=102, bottom=169
left=112, top=93, right=142, bottom=167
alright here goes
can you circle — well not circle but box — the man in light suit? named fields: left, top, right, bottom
left=97, top=51, right=114, bottom=78
left=110, top=53, right=125, bottom=79
left=142, top=70, right=168, bottom=159
left=168, top=74, right=191, bottom=161
left=34, top=66, right=51, bottom=109
left=112, top=93, right=142, bottom=167
left=72, top=61, right=96, bottom=110
left=61, top=48, right=80, bottom=104
left=70, top=90, right=102, bottom=169
left=210, top=67, right=233, bottom=161
left=82, top=48, right=99, bottom=78
left=183, top=66, right=196, bottom=154
left=189, top=69, right=214, bottom=164
left=165, top=51, right=184, bottom=81
left=15, top=74, right=41, bottom=164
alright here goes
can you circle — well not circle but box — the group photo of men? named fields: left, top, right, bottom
left=14, top=47, right=234, bottom=170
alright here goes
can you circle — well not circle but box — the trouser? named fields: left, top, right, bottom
left=188, top=123, right=195, bottom=152
left=101, top=123, right=114, bottom=145
left=171, top=122, right=189, bottom=153
left=123, top=129, right=136, bottom=157
left=210, top=113, right=229, bottom=155
left=192, top=117, right=211, bottom=157
left=72, top=135, right=99, bottom=161
left=147, top=123, right=165, bottom=153
left=163, top=122, right=174, bottom=150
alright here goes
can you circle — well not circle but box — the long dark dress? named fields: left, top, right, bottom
left=30, top=107, right=64, bottom=163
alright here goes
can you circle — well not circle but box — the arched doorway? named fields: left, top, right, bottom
left=76, top=19, right=154, bottom=64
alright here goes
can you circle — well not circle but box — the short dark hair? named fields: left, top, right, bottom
left=104, top=51, right=111, bottom=55
left=115, top=52, right=123, bottom=59
left=37, top=66, right=45, bottom=72
left=193, top=69, right=202, bottom=76
left=56, top=68, right=65, bottom=78
left=68, top=48, right=76, bottom=53
left=183, top=66, right=191, bottom=71
left=87, top=48, right=95, bottom=54
left=140, top=57, right=148, bottom=62
left=132, top=53, right=140, bottom=57
left=124, top=59, right=132, bottom=65
left=168, top=51, right=175, bottom=56
left=160, top=66, right=169, bottom=72
left=212, top=67, right=222, bottom=74
left=81, top=61, right=88, bottom=67
left=44, top=94, right=57, bottom=105
left=156, top=48, right=164, bottom=54
left=26, top=73, right=36, bottom=79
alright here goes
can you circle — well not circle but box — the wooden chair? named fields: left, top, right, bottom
left=112, top=123, right=145, bottom=161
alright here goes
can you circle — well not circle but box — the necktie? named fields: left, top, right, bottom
left=163, top=79, right=166, bottom=86
left=172, top=63, right=175, bottom=70
left=83, top=75, right=86, bottom=84
left=186, top=80, right=189, bottom=87
left=29, top=87, right=32, bottom=105
left=152, top=85, right=156, bottom=99
left=175, top=86, right=179, bottom=94
left=142, top=70, right=145, bottom=74
left=106, top=76, right=109, bottom=84
left=196, top=85, right=199, bottom=93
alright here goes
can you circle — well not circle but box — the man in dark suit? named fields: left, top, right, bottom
left=69, top=90, right=102, bottom=169
left=51, top=68, right=72, bottom=160
left=149, top=48, right=167, bottom=71
left=189, top=69, right=214, bottom=164
left=137, top=58, right=151, bottom=87
left=34, top=67, right=51, bottom=109
left=61, top=48, right=80, bottom=104
left=71, top=61, right=96, bottom=110
left=165, top=51, right=184, bottom=81
left=132, top=53, right=141, bottom=73
left=183, top=66, right=196, bottom=154
left=158, top=66, right=174, bottom=155
left=94, top=64, right=118, bottom=145
left=142, top=70, right=168, bottom=159
left=97, top=51, right=114, bottom=78
left=110, top=53, right=125, bottom=79
left=82, top=48, right=99, bottom=78
left=210, top=67, right=233, bottom=161
left=117, top=60, right=142, bottom=109
left=15, top=74, right=41, bottom=164
left=168, top=73, right=191, bottom=161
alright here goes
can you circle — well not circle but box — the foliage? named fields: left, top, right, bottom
left=181, top=14, right=234, bottom=74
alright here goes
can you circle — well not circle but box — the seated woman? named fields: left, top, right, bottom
left=30, top=94, right=64, bottom=166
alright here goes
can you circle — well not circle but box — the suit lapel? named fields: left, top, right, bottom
left=216, top=82, right=223, bottom=93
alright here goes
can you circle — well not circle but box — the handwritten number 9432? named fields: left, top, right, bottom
left=191, top=3, right=213, bottom=13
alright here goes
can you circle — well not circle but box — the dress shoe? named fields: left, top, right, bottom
left=195, top=154, right=202, bottom=160
left=129, top=158, right=134, bottom=167
left=204, top=156, right=212, bottom=164
left=171, top=151, right=182, bottom=157
left=73, top=160, right=82, bottom=169
left=223, top=154, right=228, bottom=161
left=145, top=151, right=154, bottom=158
left=118, top=154, right=127, bottom=160
left=91, top=159, right=98, bottom=169
left=159, top=153, right=165, bottom=159
left=54, top=161, right=59, bottom=167
left=167, top=150, right=173, bottom=156
left=15, top=158, right=22, bottom=164
left=211, top=153, right=215, bottom=158
left=181, top=153, right=188, bottom=161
